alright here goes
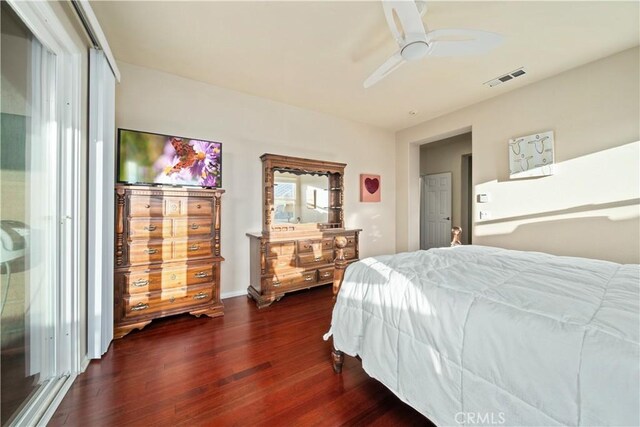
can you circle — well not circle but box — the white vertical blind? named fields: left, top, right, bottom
left=26, top=37, right=57, bottom=379
left=87, top=48, right=115, bottom=358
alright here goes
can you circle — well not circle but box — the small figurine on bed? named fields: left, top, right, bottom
left=451, top=226, right=462, bottom=247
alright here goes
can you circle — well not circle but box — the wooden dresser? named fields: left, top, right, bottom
left=247, top=229, right=360, bottom=308
left=114, top=184, right=224, bottom=338
left=247, top=153, right=362, bottom=308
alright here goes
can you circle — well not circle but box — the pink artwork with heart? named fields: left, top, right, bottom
left=360, top=174, right=381, bottom=202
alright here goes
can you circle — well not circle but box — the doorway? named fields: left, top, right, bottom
left=419, top=132, right=472, bottom=249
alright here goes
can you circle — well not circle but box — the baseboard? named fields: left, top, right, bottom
left=221, top=289, right=248, bottom=300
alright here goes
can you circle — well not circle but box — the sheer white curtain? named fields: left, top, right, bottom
left=87, top=48, right=115, bottom=358
left=26, top=36, right=57, bottom=379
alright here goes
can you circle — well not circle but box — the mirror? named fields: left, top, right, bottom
left=261, top=153, right=346, bottom=233
left=273, top=170, right=329, bottom=224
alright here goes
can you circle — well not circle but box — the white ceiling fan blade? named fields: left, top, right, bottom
left=382, top=0, right=428, bottom=46
left=426, top=29, right=504, bottom=57
left=364, top=50, right=406, bottom=88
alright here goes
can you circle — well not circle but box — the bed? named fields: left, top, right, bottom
left=324, top=243, right=639, bottom=426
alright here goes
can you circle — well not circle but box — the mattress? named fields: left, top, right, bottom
left=325, top=245, right=640, bottom=426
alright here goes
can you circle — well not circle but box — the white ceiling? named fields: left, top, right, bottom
left=91, top=1, right=640, bottom=131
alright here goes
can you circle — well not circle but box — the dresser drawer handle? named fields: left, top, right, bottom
left=144, top=248, right=158, bottom=255
left=314, top=256, right=322, bottom=262
left=132, top=279, right=149, bottom=287
left=169, top=296, right=176, bottom=303
left=131, top=302, right=149, bottom=312
left=188, top=244, right=200, bottom=251
left=196, top=204, right=202, bottom=209
left=322, top=272, right=331, bottom=278
left=273, top=281, right=281, bottom=287
left=145, top=204, right=150, bottom=208
left=144, top=225, right=157, bottom=231
left=193, top=292, right=208, bottom=300
left=190, top=223, right=200, bottom=230
left=305, top=276, right=314, bottom=282
left=194, top=271, right=209, bottom=278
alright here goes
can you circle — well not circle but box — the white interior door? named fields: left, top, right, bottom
left=420, top=172, right=452, bottom=249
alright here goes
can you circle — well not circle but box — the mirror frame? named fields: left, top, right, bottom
left=261, top=153, right=346, bottom=234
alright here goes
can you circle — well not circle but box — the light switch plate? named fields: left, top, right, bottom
left=477, top=194, right=490, bottom=203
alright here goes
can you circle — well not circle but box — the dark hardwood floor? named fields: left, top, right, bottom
left=50, top=285, right=433, bottom=426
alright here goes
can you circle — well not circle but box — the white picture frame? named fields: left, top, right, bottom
left=509, top=130, right=555, bottom=179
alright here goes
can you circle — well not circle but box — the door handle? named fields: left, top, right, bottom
left=443, top=217, right=450, bottom=220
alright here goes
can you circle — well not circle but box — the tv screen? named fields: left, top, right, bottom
left=117, top=129, right=222, bottom=188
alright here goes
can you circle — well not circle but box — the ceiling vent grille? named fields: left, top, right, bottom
left=484, top=67, right=526, bottom=88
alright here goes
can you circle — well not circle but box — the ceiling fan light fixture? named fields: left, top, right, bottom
left=401, top=40, right=430, bottom=61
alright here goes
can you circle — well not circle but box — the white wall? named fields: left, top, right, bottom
left=115, top=61, right=396, bottom=297
left=397, top=47, right=640, bottom=264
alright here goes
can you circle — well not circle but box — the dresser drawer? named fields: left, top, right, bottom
left=297, top=239, right=323, bottom=253
left=174, top=239, right=213, bottom=261
left=317, top=266, right=334, bottom=282
left=265, top=270, right=316, bottom=291
left=342, top=247, right=357, bottom=260
left=267, top=242, right=296, bottom=257
left=344, top=234, right=357, bottom=247
left=122, top=263, right=216, bottom=294
left=298, top=250, right=333, bottom=267
left=129, top=196, right=214, bottom=218
left=129, top=196, right=164, bottom=217
left=129, top=218, right=170, bottom=240
left=173, top=218, right=213, bottom=238
left=292, top=270, right=317, bottom=287
left=184, top=198, right=213, bottom=217
left=128, top=241, right=172, bottom=264
left=266, top=255, right=296, bottom=274
left=123, top=284, right=214, bottom=320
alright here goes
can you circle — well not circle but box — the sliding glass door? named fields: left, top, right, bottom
left=1, top=1, right=75, bottom=424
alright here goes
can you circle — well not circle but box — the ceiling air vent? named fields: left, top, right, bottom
left=484, top=67, right=526, bottom=88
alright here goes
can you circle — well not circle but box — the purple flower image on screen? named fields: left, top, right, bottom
left=159, top=138, right=221, bottom=186
left=118, top=129, right=222, bottom=188
left=200, top=174, right=218, bottom=187
left=155, top=156, right=191, bottom=184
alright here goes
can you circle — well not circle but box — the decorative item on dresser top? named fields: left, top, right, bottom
left=247, top=153, right=361, bottom=308
left=114, top=184, right=224, bottom=338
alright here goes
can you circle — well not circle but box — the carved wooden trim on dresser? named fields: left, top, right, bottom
left=115, top=187, right=126, bottom=267
left=114, top=184, right=225, bottom=338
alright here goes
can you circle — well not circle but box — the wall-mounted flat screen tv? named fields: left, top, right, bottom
left=117, top=129, right=222, bottom=188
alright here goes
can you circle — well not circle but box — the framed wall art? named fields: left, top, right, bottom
left=360, top=174, right=381, bottom=202
left=509, top=130, right=555, bottom=179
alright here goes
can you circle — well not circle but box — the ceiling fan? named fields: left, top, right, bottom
left=364, top=0, right=504, bottom=88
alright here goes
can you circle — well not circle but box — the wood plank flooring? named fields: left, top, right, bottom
left=50, top=285, right=434, bottom=426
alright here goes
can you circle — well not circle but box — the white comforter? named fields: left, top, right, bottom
left=326, top=246, right=639, bottom=426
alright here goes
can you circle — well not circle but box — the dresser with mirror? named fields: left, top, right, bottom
left=246, top=153, right=361, bottom=308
